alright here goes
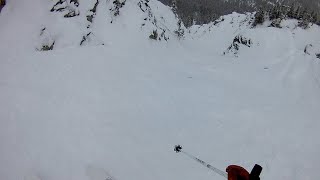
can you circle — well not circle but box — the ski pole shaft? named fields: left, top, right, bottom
left=174, top=145, right=227, bottom=179
left=181, top=151, right=228, bottom=178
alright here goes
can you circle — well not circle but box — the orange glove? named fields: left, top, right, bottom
left=226, top=165, right=250, bottom=180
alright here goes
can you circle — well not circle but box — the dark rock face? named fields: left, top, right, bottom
left=0, top=0, right=6, bottom=12
left=51, top=0, right=80, bottom=18
left=224, top=35, right=252, bottom=57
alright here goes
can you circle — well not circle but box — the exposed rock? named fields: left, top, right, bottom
left=51, top=0, right=80, bottom=18
left=149, top=30, right=158, bottom=40
left=269, top=18, right=282, bottom=28
left=64, top=10, right=79, bottom=18
left=224, top=35, right=252, bottom=57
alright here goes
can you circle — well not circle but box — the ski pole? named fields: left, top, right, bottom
left=174, top=145, right=228, bottom=179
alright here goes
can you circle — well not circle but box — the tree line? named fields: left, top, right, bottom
left=253, top=1, right=320, bottom=28
left=159, top=0, right=320, bottom=27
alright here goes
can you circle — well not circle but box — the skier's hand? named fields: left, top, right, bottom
left=226, top=165, right=250, bottom=180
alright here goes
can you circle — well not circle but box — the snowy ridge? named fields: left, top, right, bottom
left=0, top=0, right=180, bottom=53
left=38, top=0, right=180, bottom=49
left=1, top=0, right=319, bottom=57
left=183, top=12, right=320, bottom=59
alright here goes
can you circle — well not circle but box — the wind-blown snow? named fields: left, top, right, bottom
left=1, top=1, right=320, bottom=180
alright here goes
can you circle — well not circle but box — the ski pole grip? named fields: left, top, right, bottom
left=250, top=164, right=263, bottom=180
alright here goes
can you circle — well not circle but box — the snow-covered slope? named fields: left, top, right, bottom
left=0, top=0, right=180, bottom=53
left=184, top=13, right=320, bottom=58
left=1, top=1, right=320, bottom=180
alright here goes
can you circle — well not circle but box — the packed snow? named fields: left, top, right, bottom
left=1, top=1, right=320, bottom=180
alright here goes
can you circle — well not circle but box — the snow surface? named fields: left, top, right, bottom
left=1, top=1, right=320, bottom=180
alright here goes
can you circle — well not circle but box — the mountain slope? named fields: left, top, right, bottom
left=0, top=0, right=180, bottom=52
left=1, top=1, right=320, bottom=180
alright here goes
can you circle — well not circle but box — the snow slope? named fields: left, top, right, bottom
left=1, top=1, right=320, bottom=180
left=0, top=0, right=179, bottom=53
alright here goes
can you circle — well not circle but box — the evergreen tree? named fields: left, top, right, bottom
left=269, top=5, right=283, bottom=20
left=310, top=11, right=318, bottom=24
left=287, top=4, right=295, bottom=19
left=171, top=0, right=177, bottom=15
left=299, top=8, right=308, bottom=20
left=294, top=6, right=301, bottom=20
left=174, top=20, right=185, bottom=39
left=269, top=6, right=276, bottom=20
left=298, top=9, right=311, bottom=29
left=253, top=8, right=265, bottom=27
